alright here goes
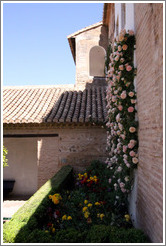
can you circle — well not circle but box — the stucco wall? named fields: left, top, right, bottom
left=75, top=25, right=108, bottom=89
left=4, top=125, right=107, bottom=191
left=135, top=3, right=163, bottom=243
left=3, top=137, right=38, bottom=196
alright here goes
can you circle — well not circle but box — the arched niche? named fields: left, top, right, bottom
left=89, top=46, right=106, bottom=77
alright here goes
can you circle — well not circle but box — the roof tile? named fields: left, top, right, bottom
left=3, top=85, right=107, bottom=124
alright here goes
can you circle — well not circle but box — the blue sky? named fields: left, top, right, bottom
left=3, top=2, right=104, bottom=86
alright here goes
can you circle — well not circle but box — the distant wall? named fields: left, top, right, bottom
left=135, top=3, right=163, bottom=243
left=4, top=125, right=107, bottom=192
left=3, top=137, right=38, bottom=195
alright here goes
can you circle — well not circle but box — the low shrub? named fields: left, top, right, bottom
left=3, top=165, right=73, bottom=243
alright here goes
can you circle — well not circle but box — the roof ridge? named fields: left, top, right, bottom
left=67, top=21, right=103, bottom=38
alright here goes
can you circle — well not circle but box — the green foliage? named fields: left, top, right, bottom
left=55, top=228, right=86, bottom=243
left=105, top=43, right=112, bottom=74
left=3, top=165, right=73, bottom=243
left=3, top=145, right=8, bottom=167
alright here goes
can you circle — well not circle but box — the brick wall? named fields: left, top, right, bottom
left=37, top=126, right=107, bottom=187
left=135, top=3, right=163, bottom=243
left=75, top=25, right=108, bottom=89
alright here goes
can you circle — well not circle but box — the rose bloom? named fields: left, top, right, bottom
left=121, top=134, right=126, bottom=140
left=125, top=176, right=129, bottom=182
left=119, top=65, right=124, bottom=70
left=118, top=45, right=122, bottom=51
left=122, top=44, right=128, bottom=50
left=130, top=139, right=137, bottom=145
left=129, top=127, right=136, bottom=133
left=129, top=29, right=134, bottom=36
left=128, top=106, right=134, bottom=113
left=126, top=163, right=130, bottom=168
left=115, top=56, right=120, bottom=61
left=119, top=34, right=124, bottom=42
left=128, top=91, right=134, bottom=97
left=121, top=91, right=127, bottom=99
left=126, top=82, right=131, bottom=87
left=119, top=182, right=125, bottom=188
left=117, top=166, right=122, bottom=172
left=129, top=151, right=136, bottom=157
left=123, top=145, right=127, bottom=153
left=120, top=58, right=125, bottom=63
left=131, top=99, right=137, bottom=104
left=132, top=157, right=138, bottom=164
left=118, top=105, right=123, bottom=111
left=108, top=178, right=112, bottom=184
left=126, top=65, right=132, bottom=71
left=128, top=143, right=134, bottom=149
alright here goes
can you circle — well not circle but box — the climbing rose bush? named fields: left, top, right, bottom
left=105, top=29, right=137, bottom=197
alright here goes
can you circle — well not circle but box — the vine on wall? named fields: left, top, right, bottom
left=105, top=29, right=137, bottom=201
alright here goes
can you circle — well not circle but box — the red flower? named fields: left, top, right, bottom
left=56, top=210, right=61, bottom=217
left=47, top=222, right=52, bottom=227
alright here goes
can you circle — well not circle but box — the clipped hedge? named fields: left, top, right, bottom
left=3, top=165, right=73, bottom=243
left=55, top=225, right=149, bottom=243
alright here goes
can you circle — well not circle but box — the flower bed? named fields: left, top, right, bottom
left=38, top=161, right=149, bottom=243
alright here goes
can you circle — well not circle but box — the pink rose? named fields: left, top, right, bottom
left=121, top=188, right=126, bottom=193
left=119, top=34, right=124, bottom=42
left=115, top=56, right=120, bottom=61
left=128, top=143, right=134, bottom=149
left=126, top=163, right=130, bottom=168
left=118, top=45, right=122, bottom=51
left=120, top=134, right=126, bottom=140
left=125, top=82, right=131, bottom=87
left=129, top=127, right=136, bottom=133
left=126, top=65, right=132, bottom=71
left=119, top=182, right=125, bottom=188
left=119, top=65, right=124, bottom=70
left=108, top=178, right=112, bottom=184
left=132, top=157, right=138, bottom=164
left=121, top=91, right=127, bottom=99
left=123, top=145, right=127, bottom=153
left=129, top=151, right=136, bottom=157
left=118, top=105, right=123, bottom=111
left=129, top=30, right=134, bottom=36
left=131, top=99, right=137, bottom=104
left=128, top=106, right=134, bottom=113
left=122, top=44, right=128, bottom=50
left=128, top=91, right=134, bottom=97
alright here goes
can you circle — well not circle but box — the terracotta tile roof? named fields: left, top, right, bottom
left=3, top=85, right=107, bottom=124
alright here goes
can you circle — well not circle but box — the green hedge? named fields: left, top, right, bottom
left=3, top=165, right=73, bottom=243
left=54, top=225, right=150, bottom=243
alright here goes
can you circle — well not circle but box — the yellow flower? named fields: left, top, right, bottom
left=88, top=203, right=92, bottom=207
left=124, top=214, right=130, bottom=222
left=52, top=228, right=55, bottom=233
left=84, top=211, right=90, bottom=218
left=78, top=173, right=83, bottom=180
left=94, top=178, right=98, bottom=183
left=45, top=230, right=49, bottom=233
left=87, top=179, right=90, bottom=182
left=95, top=202, right=100, bottom=206
left=93, top=176, right=97, bottom=179
left=84, top=173, right=88, bottom=178
left=90, top=177, right=94, bottom=181
left=84, top=200, right=88, bottom=204
left=62, top=215, right=67, bottom=220
left=52, top=197, right=59, bottom=205
left=82, top=207, right=88, bottom=212
left=67, top=216, right=72, bottom=220
left=100, top=214, right=105, bottom=220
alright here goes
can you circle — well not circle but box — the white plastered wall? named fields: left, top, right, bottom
left=3, top=138, right=38, bottom=196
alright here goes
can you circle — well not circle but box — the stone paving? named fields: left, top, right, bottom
left=3, top=195, right=31, bottom=219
